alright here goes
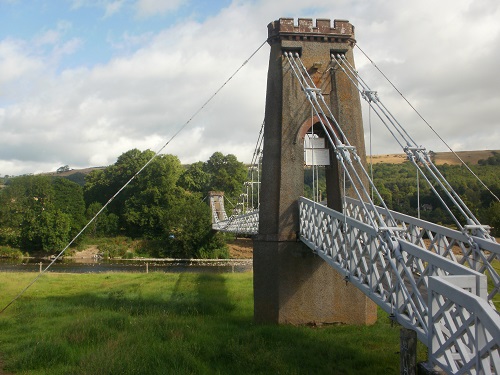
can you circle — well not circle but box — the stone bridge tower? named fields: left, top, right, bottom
left=253, top=18, right=377, bottom=324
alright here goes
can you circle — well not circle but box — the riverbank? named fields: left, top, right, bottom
left=66, top=237, right=254, bottom=260
left=0, top=238, right=254, bottom=274
left=0, top=257, right=253, bottom=274
left=0, top=272, right=424, bottom=374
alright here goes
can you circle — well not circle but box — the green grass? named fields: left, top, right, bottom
left=0, top=272, right=425, bottom=374
left=489, top=259, right=500, bottom=310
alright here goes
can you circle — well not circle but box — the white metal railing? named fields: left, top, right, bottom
left=429, top=276, right=500, bottom=374
left=345, top=197, right=500, bottom=304
left=299, top=197, right=499, bottom=373
left=211, top=210, right=259, bottom=235
left=209, top=192, right=259, bottom=234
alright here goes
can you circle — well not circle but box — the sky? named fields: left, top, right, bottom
left=1, top=0, right=499, bottom=176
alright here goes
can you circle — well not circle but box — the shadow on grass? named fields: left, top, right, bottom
left=0, top=273, right=401, bottom=374
left=163, top=273, right=235, bottom=316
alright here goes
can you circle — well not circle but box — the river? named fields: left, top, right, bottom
left=0, top=257, right=253, bottom=274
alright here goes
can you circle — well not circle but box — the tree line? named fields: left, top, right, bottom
left=1, top=151, right=499, bottom=259
left=0, top=150, right=247, bottom=258
left=372, top=162, right=500, bottom=235
left=304, top=161, right=500, bottom=236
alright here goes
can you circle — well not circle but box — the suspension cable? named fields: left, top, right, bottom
left=296, top=53, right=399, bottom=227
left=285, top=52, right=429, bottom=320
left=332, top=53, right=487, bottom=232
left=250, top=120, right=265, bottom=167
left=340, top=52, right=484, bottom=227
left=336, top=53, right=473, bottom=228
left=249, top=120, right=264, bottom=210
left=369, top=104, right=374, bottom=201
left=285, top=52, right=395, bottom=230
left=311, top=107, right=316, bottom=202
left=0, top=39, right=268, bottom=315
left=355, top=44, right=500, bottom=204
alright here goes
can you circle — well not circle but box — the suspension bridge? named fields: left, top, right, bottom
left=1, top=16, right=498, bottom=375
left=210, top=18, right=500, bottom=375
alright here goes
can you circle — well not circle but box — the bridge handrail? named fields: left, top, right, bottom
left=399, top=240, right=487, bottom=299
left=298, top=197, right=488, bottom=342
left=428, top=276, right=500, bottom=374
left=345, top=196, right=500, bottom=302
left=346, top=197, right=491, bottom=243
left=298, top=196, right=500, bottom=372
left=211, top=210, right=259, bottom=235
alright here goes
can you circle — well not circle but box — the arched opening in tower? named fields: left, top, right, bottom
left=303, top=122, right=329, bottom=204
left=300, top=115, right=344, bottom=211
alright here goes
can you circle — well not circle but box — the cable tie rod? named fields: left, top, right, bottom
left=463, top=225, right=491, bottom=231
left=337, top=145, right=357, bottom=151
left=305, top=87, right=322, bottom=92
left=362, top=90, right=378, bottom=102
left=378, top=226, right=406, bottom=232
left=404, top=146, right=426, bottom=152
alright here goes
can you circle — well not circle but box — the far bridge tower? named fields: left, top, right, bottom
left=254, top=18, right=377, bottom=324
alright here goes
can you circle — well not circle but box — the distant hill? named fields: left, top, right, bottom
left=3, top=150, right=497, bottom=188
left=44, top=167, right=106, bottom=177
left=369, top=150, right=500, bottom=165
left=41, top=167, right=106, bottom=186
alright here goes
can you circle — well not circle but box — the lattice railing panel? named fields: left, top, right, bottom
left=299, top=197, right=496, bottom=372
left=211, top=210, right=259, bottom=235
left=345, top=197, right=500, bottom=303
left=209, top=193, right=258, bottom=235
left=429, top=276, right=500, bottom=374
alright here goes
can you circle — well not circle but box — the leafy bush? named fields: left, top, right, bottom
left=478, top=151, right=500, bottom=166
left=98, top=237, right=133, bottom=259
left=0, top=245, right=23, bottom=258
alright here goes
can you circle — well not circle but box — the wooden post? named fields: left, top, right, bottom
left=400, top=327, right=417, bottom=375
left=146, top=262, right=149, bottom=274
left=39, top=262, right=42, bottom=273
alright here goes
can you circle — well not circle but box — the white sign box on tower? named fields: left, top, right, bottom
left=304, top=137, right=330, bottom=166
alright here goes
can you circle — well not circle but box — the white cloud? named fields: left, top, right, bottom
left=1, top=0, right=499, bottom=176
left=104, top=0, right=125, bottom=17
left=135, top=0, right=185, bottom=18
left=0, top=39, right=44, bottom=86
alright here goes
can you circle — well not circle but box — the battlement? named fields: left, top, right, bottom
left=267, top=18, right=355, bottom=45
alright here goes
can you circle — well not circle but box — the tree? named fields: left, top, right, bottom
left=83, top=149, right=183, bottom=237
left=52, top=178, right=86, bottom=238
left=84, top=150, right=183, bottom=226
left=81, top=149, right=230, bottom=258
left=203, top=152, right=247, bottom=201
left=57, top=165, right=70, bottom=173
left=484, top=202, right=500, bottom=236
left=85, top=202, right=119, bottom=237
left=178, top=161, right=210, bottom=193
left=140, top=189, right=227, bottom=259
left=0, top=175, right=79, bottom=252
left=478, top=151, right=500, bottom=166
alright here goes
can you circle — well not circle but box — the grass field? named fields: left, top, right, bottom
left=0, top=272, right=426, bottom=374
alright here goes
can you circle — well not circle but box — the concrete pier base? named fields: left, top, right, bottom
left=253, top=240, right=377, bottom=325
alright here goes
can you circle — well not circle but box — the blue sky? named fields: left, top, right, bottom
left=0, top=0, right=232, bottom=71
left=1, top=0, right=499, bottom=175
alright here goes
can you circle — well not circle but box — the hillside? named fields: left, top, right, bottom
left=2, top=150, right=498, bottom=185
left=43, top=166, right=106, bottom=177
left=370, top=150, right=499, bottom=165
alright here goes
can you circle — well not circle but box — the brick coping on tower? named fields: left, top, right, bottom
left=267, top=18, right=356, bottom=45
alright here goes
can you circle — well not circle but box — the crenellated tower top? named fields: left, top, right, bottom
left=267, top=18, right=355, bottom=45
